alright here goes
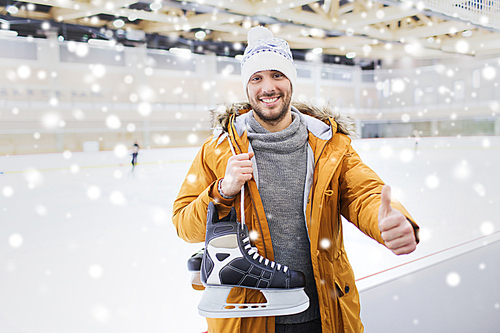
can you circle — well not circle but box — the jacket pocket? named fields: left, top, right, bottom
left=334, top=280, right=345, bottom=298
left=333, top=250, right=355, bottom=298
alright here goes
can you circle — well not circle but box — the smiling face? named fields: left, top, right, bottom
left=246, top=70, right=293, bottom=132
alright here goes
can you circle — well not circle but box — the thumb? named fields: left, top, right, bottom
left=378, top=185, right=393, bottom=221
left=247, top=151, right=255, bottom=159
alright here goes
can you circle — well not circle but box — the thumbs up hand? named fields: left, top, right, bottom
left=378, top=185, right=417, bottom=255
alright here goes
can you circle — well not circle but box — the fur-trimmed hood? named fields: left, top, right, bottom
left=210, top=100, right=357, bottom=138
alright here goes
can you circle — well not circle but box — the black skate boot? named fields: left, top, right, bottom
left=197, top=201, right=309, bottom=318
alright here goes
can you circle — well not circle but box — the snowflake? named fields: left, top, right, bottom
left=9, top=234, right=23, bottom=248
left=446, top=272, right=460, bottom=287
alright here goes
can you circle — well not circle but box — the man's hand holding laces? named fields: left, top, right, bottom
left=220, top=152, right=255, bottom=198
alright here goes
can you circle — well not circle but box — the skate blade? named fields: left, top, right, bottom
left=198, top=286, right=310, bottom=318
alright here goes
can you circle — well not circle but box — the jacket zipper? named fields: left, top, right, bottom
left=308, top=139, right=328, bottom=225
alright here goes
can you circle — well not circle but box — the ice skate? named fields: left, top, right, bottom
left=198, top=202, right=309, bottom=318
left=187, top=248, right=204, bottom=290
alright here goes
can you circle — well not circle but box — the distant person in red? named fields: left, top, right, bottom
left=131, top=141, right=139, bottom=171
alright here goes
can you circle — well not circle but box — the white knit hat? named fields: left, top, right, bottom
left=241, top=26, right=297, bottom=97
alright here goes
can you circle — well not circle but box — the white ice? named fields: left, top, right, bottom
left=0, top=136, right=499, bottom=332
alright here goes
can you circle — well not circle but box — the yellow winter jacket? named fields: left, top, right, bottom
left=172, top=101, right=418, bottom=333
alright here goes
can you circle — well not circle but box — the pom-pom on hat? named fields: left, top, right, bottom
left=241, top=26, right=297, bottom=97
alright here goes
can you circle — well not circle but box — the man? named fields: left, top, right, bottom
left=173, top=26, right=419, bottom=333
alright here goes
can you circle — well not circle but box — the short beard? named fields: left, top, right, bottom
left=251, top=92, right=291, bottom=127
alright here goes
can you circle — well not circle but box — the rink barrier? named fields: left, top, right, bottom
left=0, top=159, right=194, bottom=175
left=356, top=229, right=500, bottom=290
left=2, top=136, right=498, bottom=175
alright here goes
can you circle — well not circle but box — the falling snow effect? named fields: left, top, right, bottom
left=34, top=204, right=48, bottom=216
left=319, top=238, right=331, bottom=249
left=86, top=185, right=101, bottom=200
left=92, top=304, right=110, bottom=323
left=88, top=264, right=103, bottom=279
left=480, top=221, right=495, bottom=235
left=425, top=174, right=440, bottom=189
left=41, top=112, right=62, bottom=129
left=8, top=234, right=23, bottom=248
left=399, top=149, right=414, bottom=163
left=482, top=66, right=497, bottom=80
left=70, top=164, right=80, bottom=173
left=138, top=102, right=152, bottom=116
left=62, top=150, right=72, bottom=159
left=453, top=160, right=471, bottom=180
left=379, top=144, right=394, bottom=159
left=249, top=230, right=259, bottom=241
left=2, top=186, right=14, bottom=198
left=113, top=144, right=128, bottom=158
left=110, top=191, right=127, bottom=206
left=1, top=22, right=500, bottom=332
left=106, top=115, right=122, bottom=129
left=446, top=272, right=461, bottom=287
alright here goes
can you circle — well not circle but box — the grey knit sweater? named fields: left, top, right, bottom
left=246, top=110, right=320, bottom=324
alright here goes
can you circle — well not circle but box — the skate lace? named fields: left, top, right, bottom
left=226, top=134, right=246, bottom=231
left=226, top=133, right=289, bottom=274
left=242, top=237, right=289, bottom=272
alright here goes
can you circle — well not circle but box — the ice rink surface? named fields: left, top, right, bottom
left=1, top=136, right=499, bottom=333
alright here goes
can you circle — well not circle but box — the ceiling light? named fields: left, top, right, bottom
left=7, top=6, right=19, bottom=14
left=150, top=2, right=162, bottom=11
left=462, top=30, right=473, bottom=37
left=312, top=47, right=323, bottom=54
left=113, top=19, right=125, bottom=28
left=346, top=51, right=356, bottom=59
left=195, top=31, right=206, bottom=39
left=310, top=28, right=324, bottom=38
left=88, top=39, right=116, bottom=47
left=169, top=48, right=191, bottom=56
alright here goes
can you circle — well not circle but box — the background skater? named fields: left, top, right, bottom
left=131, top=141, right=139, bottom=171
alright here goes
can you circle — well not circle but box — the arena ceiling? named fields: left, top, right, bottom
left=1, top=0, right=500, bottom=65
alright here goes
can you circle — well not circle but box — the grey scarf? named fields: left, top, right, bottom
left=246, top=110, right=320, bottom=324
